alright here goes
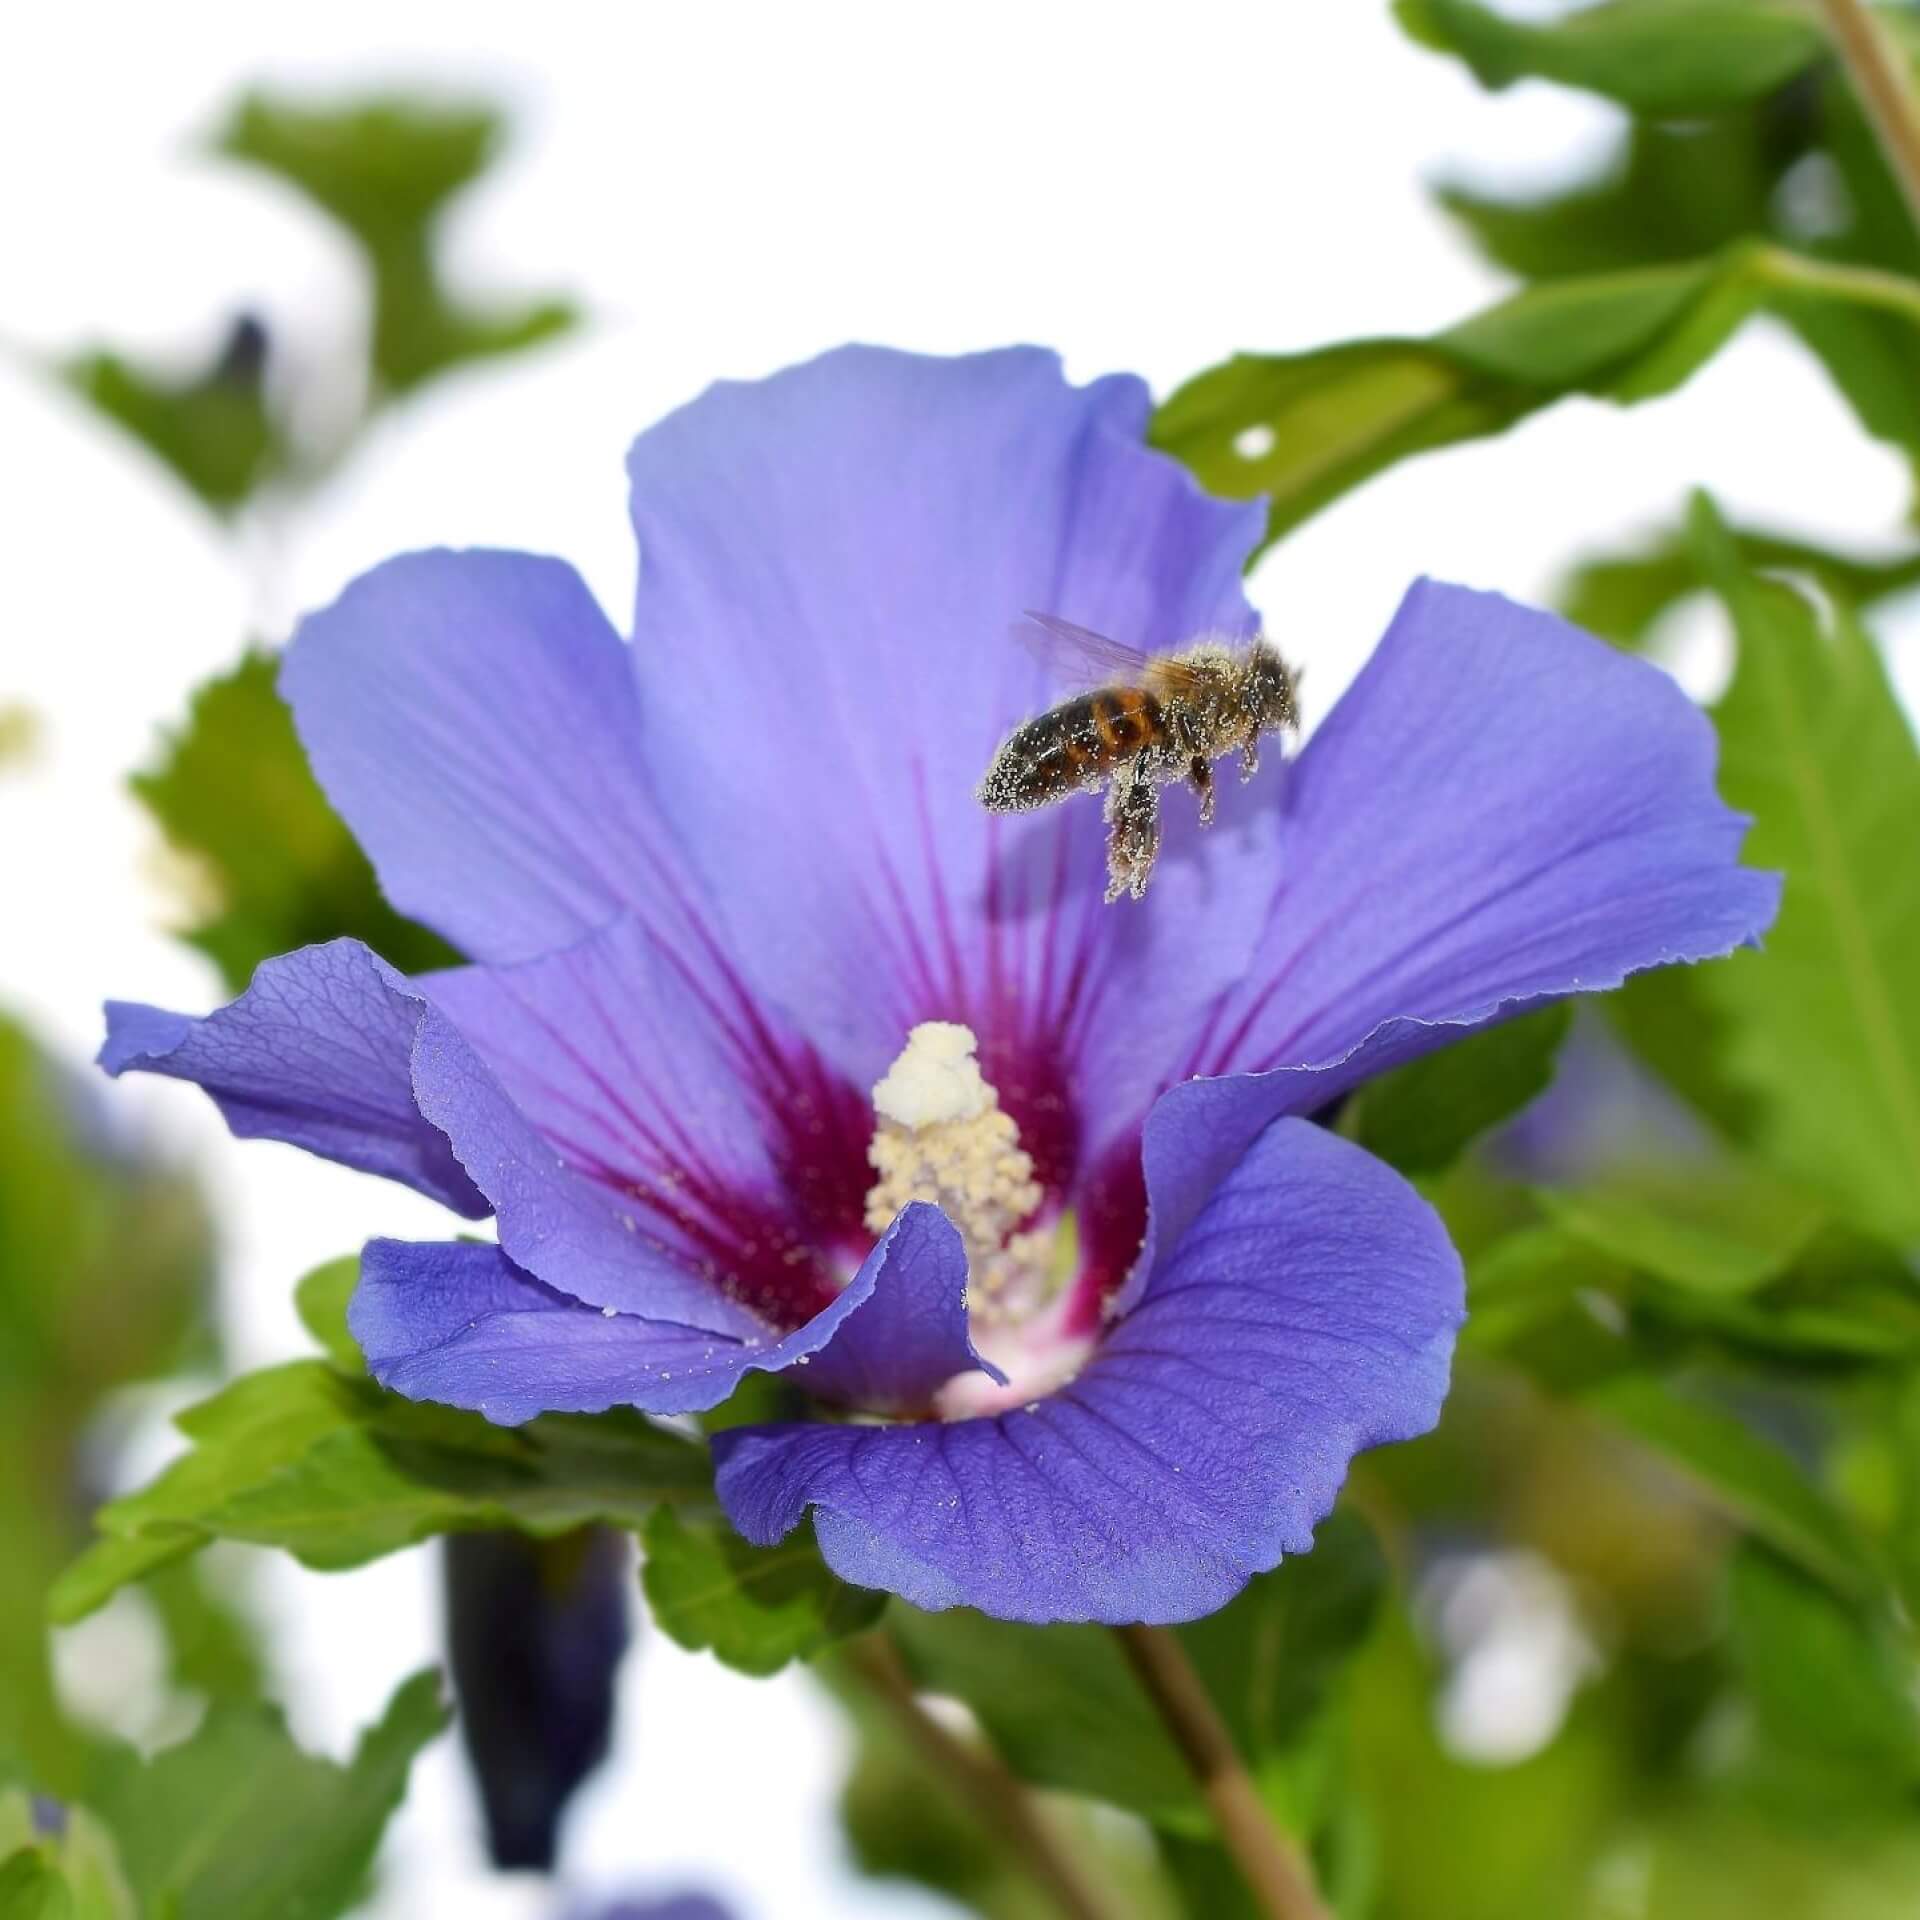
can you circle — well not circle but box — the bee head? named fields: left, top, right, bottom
left=1245, top=643, right=1299, bottom=734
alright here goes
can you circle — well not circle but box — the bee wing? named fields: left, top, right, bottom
left=1016, top=610, right=1224, bottom=701
left=1014, top=611, right=1161, bottom=691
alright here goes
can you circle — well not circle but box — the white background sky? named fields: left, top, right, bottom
left=1, top=4, right=1914, bottom=1917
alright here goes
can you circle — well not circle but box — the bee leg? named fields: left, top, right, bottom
left=1188, top=754, right=1216, bottom=825
left=1238, top=730, right=1261, bottom=782
left=1102, top=764, right=1161, bottom=902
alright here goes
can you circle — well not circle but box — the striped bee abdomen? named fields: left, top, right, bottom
left=977, top=687, right=1167, bottom=812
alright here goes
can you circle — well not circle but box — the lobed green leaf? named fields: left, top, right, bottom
left=214, top=94, right=576, bottom=395
left=1395, top=0, right=1827, bottom=117
left=51, top=1359, right=710, bottom=1622
left=641, top=1507, right=885, bottom=1676
left=1685, top=497, right=1920, bottom=1247
left=1152, top=246, right=1920, bottom=551
left=81, top=1670, right=445, bottom=1920
left=131, top=650, right=459, bottom=990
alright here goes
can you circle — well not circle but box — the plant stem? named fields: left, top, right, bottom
left=1113, top=1624, right=1333, bottom=1920
left=842, top=1635, right=1121, bottom=1920
left=1819, top=0, right=1920, bottom=236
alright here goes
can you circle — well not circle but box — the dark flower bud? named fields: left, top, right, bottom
left=445, top=1525, right=631, bottom=1870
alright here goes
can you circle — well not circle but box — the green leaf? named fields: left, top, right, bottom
left=889, top=1606, right=1196, bottom=1827
left=890, top=1512, right=1386, bottom=1827
left=61, top=318, right=278, bottom=513
left=1440, top=110, right=1790, bottom=283
left=1152, top=245, right=1920, bottom=550
left=132, top=650, right=459, bottom=989
left=640, top=1508, right=884, bottom=1676
left=1560, top=522, right=1920, bottom=649
left=293, top=1258, right=364, bottom=1375
left=1585, top=1374, right=1881, bottom=1598
left=0, top=1800, right=134, bottom=1920
left=1726, top=1546, right=1920, bottom=1797
left=52, top=1361, right=710, bottom=1622
left=1686, top=497, right=1920, bottom=1246
left=84, top=1669, right=446, bottom=1920
left=1179, top=1509, right=1388, bottom=1768
left=1347, top=1005, right=1571, bottom=1176
left=1463, top=1225, right=1626, bottom=1353
left=1395, top=0, right=1826, bottom=116
left=0, top=1851, right=67, bottom=1920
left=0, top=1015, right=218, bottom=1787
left=214, top=95, right=576, bottom=395
left=821, top=1647, right=1147, bottom=1920
left=1537, top=1167, right=1826, bottom=1297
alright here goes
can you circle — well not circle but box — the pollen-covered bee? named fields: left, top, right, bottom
left=977, top=613, right=1300, bottom=902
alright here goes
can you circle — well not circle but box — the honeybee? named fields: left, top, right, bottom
left=977, top=613, right=1300, bottom=902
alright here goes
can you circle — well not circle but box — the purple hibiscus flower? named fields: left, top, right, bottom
left=102, top=346, right=1777, bottom=1625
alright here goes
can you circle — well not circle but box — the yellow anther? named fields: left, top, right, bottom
left=865, top=1022, right=1045, bottom=1317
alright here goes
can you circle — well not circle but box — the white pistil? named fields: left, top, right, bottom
left=865, top=1022, right=1045, bottom=1320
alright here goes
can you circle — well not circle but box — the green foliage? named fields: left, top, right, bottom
left=59, top=90, right=573, bottom=521
left=131, top=650, right=458, bottom=989
left=215, top=94, right=576, bottom=395
left=1347, top=1005, right=1571, bottom=1176
left=0, top=1016, right=221, bottom=1789
left=1152, top=244, right=1920, bottom=550
left=61, top=320, right=277, bottom=513
left=1395, top=0, right=1825, bottom=116
left=889, top=1510, right=1386, bottom=1830
left=1537, top=1164, right=1825, bottom=1297
left=1585, top=1374, right=1880, bottom=1599
left=1725, top=1546, right=1920, bottom=1801
left=640, top=1508, right=885, bottom=1676
left=81, top=1670, right=445, bottom=1920
left=0, top=1798, right=134, bottom=1920
left=890, top=1603, right=1197, bottom=1827
left=293, top=1257, right=366, bottom=1376
left=52, top=1358, right=710, bottom=1623
left=830, top=1676, right=1064, bottom=1920
left=1561, top=521, right=1920, bottom=649
left=1668, top=500, right=1920, bottom=1247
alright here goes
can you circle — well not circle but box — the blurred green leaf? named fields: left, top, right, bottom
left=1464, top=1224, right=1626, bottom=1353
left=1687, top=496, right=1920, bottom=1247
left=891, top=1513, right=1385, bottom=1828
left=1348, top=1005, right=1571, bottom=1176
left=823, top=1646, right=1160, bottom=1920
left=132, top=650, right=458, bottom=989
left=0, top=1015, right=218, bottom=1788
left=1395, top=0, right=1825, bottom=116
left=83, top=1669, right=445, bottom=1920
left=1179, top=1510, right=1388, bottom=1768
left=215, top=94, right=575, bottom=395
left=52, top=1361, right=709, bottom=1622
left=1538, top=1166, right=1826, bottom=1296
left=1726, top=1545, right=1920, bottom=1798
left=1440, top=108, right=1796, bottom=282
left=62, top=317, right=278, bottom=513
left=640, top=1508, right=884, bottom=1676
left=1349, top=1604, right=1629, bottom=1920
left=0, top=1799, right=133, bottom=1920
left=1561, top=522, right=1920, bottom=647
left=1153, top=245, right=1920, bottom=550
left=0, top=1853, right=65, bottom=1920
left=831, top=1675, right=1061, bottom=1920
left=293, top=1257, right=364, bottom=1375
left=1605, top=964, right=1758, bottom=1142
left=889, top=1605, right=1195, bottom=1827
left=1587, top=1374, right=1880, bottom=1598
